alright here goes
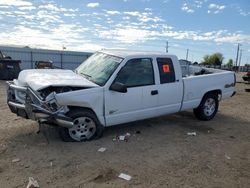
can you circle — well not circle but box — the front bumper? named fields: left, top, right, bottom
left=6, top=81, right=74, bottom=128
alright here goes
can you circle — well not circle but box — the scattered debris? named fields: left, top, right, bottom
left=114, top=133, right=131, bottom=142
left=12, top=158, right=20, bottom=163
left=118, top=135, right=126, bottom=141
left=135, top=130, right=141, bottom=134
left=118, top=173, right=132, bottom=181
left=26, top=177, right=39, bottom=188
left=0, top=143, right=7, bottom=154
left=125, top=133, right=131, bottom=137
left=98, top=147, right=107, bottom=152
left=229, top=135, right=235, bottom=139
left=225, top=154, right=231, bottom=160
left=50, top=161, right=53, bottom=167
left=187, top=132, right=197, bottom=136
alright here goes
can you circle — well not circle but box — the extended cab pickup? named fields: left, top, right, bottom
left=7, top=50, right=236, bottom=142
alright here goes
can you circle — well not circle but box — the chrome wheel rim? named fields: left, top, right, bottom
left=203, top=98, right=216, bottom=116
left=69, top=117, right=96, bottom=141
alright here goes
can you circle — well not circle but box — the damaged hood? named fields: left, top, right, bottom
left=16, top=69, right=99, bottom=90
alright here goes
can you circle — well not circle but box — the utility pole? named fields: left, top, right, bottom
left=235, top=43, right=241, bottom=71
left=238, top=49, right=243, bottom=71
left=166, top=41, right=168, bottom=53
left=186, top=49, right=189, bottom=60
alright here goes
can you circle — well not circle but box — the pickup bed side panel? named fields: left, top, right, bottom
left=182, top=71, right=235, bottom=111
left=55, top=87, right=105, bottom=126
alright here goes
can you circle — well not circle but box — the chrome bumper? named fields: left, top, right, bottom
left=6, top=81, right=73, bottom=128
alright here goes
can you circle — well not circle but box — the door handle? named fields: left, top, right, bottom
left=151, top=90, right=158, bottom=95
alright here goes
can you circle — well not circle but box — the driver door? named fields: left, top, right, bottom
left=105, top=58, right=158, bottom=126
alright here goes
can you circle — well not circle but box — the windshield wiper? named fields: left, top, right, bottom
left=79, top=72, right=92, bottom=79
left=78, top=72, right=100, bottom=86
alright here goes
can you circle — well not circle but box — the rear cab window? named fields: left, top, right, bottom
left=157, top=58, right=176, bottom=84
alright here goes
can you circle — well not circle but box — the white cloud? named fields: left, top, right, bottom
left=39, top=4, right=61, bottom=11
left=0, top=23, right=102, bottom=51
left=38, top=3, right=78, bottom=13
left=214, top=34, right=250, bottom=44
left=18, top=6, right=36, bottom=10
left=86, top=3, right=99, bottom=8
left=0, top=5, right=10, bottom=8
left=64, top=13, right=76, bottom=17
left=145, top=8, right=152, bottom=11
left=122, top=16, right=130, bottom=20
left=0, top=0, right=32, bottom=6
left=98, top=27, right=153, bottom=43
left=236, top=6, right=250, bottom=17
left=36, top=10, right=62, bottom=23
left=106, top=10, right=120, bottom=15
left=181, top=3, right=194, bottom=13
left=124, top=11, right=140, bottom=16
left=208, top=4, right=225, bottom=10
left=208, top=3, right=225, bottom=14
left=0, top=1, right=249, bottom=52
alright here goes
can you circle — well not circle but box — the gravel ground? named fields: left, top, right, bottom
left=0, top=73, right=249, bottom=188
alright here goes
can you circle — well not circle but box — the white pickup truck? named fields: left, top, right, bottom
left=7, top=50, right=236, bottom=142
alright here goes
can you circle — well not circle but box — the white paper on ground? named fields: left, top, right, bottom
left=118, top=173, right=132, bottom=181
left=118, top=135, right=125, bottom=140
left=98, top=147, right=106, bottom=152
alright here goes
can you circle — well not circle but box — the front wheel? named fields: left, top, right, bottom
left=58, top=109, right=104, bottom=142
left=193, top=93, right=219, bottom=121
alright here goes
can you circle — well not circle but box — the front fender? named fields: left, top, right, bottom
left=55, top=87, right=105, bottom=125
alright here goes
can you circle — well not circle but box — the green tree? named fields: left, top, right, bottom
left=202, top=53, right=224, bottom=65
left=226, top=59, right=233, bottom=67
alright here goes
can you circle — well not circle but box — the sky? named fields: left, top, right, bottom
left=0, top=0, right=250, bottom=64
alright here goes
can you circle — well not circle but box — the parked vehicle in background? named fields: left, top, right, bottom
left=242, top=72, right=250, bottom=82
left=35, top=60, right=53, bottom=69
left=6, top=50, right=236, bottom=142
left=0, top=51, right=21, bottom=80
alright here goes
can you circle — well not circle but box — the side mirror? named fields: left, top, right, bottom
left=110, top=82, right=127, bottom=93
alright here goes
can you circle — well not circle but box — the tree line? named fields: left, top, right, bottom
left=200, top=53, right=249, bottom=68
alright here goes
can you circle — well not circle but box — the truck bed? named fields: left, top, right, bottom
left=180, top=65, right=235, bottom=111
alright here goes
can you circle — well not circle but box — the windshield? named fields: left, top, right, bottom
left=75, top=52, right=123, bottom=86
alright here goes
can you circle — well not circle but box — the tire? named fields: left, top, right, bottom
left=193, top=93, right=219, bottom=121
left=58, top=109, right=104, bottom=142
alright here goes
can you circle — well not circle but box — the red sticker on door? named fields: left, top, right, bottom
left=163, top=64, right=170, bottom=73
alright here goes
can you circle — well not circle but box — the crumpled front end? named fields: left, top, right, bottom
left=6, top=81, right=74, bottom=128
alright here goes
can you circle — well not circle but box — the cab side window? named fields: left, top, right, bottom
left=157, top=58, right=175, bottom=84
left=115, top=58, right=154, bottom=87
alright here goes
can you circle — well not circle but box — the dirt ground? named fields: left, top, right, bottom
left=0, top=73, right=249, bottom=188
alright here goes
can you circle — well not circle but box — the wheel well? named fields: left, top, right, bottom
left=67, top=106, right=96, bottom=116
left=204, top=89, right=222, bottom=97
left=67, top=106, right=104, bottom=127
left=198, top=89, right=221, bottom=107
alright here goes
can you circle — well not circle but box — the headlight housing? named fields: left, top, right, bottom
left=15, top=90, right=26, bottom=103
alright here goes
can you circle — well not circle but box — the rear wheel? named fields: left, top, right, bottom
left=59, top=109, right=104, bottom=142
left=193, top=93, right=219, bottom=121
